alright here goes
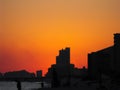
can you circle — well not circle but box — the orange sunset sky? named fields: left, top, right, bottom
left=0, top=0, right=120, bottom=75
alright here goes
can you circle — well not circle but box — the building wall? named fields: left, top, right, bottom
left=114, top=33, right=120, bottom=73
left=88, top=33, right=120, bottom=79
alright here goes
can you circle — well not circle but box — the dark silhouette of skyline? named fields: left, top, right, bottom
left=0, top=33, right=120, bottom=89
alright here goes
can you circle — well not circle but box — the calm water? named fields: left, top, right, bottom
left=0, top=81, right=51, bottom=90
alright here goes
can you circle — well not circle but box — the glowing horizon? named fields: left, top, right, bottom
left=0, top=0, right=120, bottom=75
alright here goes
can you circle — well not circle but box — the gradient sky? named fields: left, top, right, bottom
left=0, top=0, right=120, bottom=75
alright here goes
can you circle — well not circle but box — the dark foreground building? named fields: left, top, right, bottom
left=88, top=33, right=120, bottom=79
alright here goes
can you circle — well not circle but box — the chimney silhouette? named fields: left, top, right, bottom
left=114, top=33, right=120, bottom=46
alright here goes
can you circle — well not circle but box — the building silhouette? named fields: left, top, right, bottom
left=45, top=47, right=87, bottom=78
left=73, top=66, right=87, bottom=78
left=88, top=33, right=120, bottom=79
left=36, top=70, right=42, bottom=78
left=51, top=68, right=60, bottom=88
left=4, top=70, right=35, bottom=78
left=0, top=73, right=3, bottom=78
left=45, top=47, right=73, bottom=77
left=56, top=47, right=70, bottom=65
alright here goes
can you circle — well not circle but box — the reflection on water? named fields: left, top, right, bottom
left=0, top=81, right=51, bottom=90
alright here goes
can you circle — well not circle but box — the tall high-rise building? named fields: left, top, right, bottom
left=45, top=47, right=87, bottom=78
left=56, top=47, right=70, bottom=65
left=45, top=47, right=73, bottom=77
